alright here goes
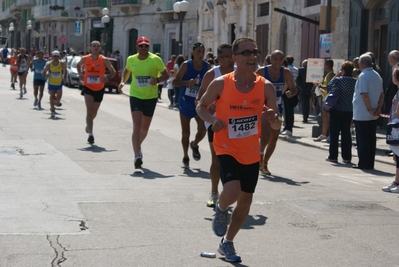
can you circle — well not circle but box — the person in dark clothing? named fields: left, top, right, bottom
left=296, top=59, right=313, bottom=123
left=383, top=50, right=399, bottom=115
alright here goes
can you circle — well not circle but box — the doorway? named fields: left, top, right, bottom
left=128, top=29, right=138, bottom=56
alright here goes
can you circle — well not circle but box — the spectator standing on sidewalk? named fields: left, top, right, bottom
left=166, top=54, right=176, bottom=74
left=172, top=42, right=211, bottom=168
left=196, top=43, right=234, bottom=208
left=383, top=50, right=399, bottom=115
left=118, top=36, right=168, bottom=169
left=382, top=67, right=399, bottom=193
left=296, top=59, right=313, bottom=123
left=166, top=70, right=175, bottom=108
left=352, top=54, right=384, bottom=170
left=314, top=59, right=335, bottom=142
left=281, top=55, right=298, bottom=136
left=325, top=61, right=357, bottom=164
left=197, top=37, right=281, bottom=263
left=173, top=55, right=185, bottom=108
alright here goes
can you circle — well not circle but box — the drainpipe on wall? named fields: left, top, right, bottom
left=326, top=0, right=332, bottom=33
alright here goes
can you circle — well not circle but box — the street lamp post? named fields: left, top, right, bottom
left=173, top=0, right=189, bottom=55
left=9, top=22, right=14, bottom=48
left=26, top=20, right=32, bottom=54
left=101, top=7, right=110, bottom=55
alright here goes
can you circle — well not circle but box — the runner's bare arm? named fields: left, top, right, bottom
left=195, top=69, right=215, bottom=106
left=256, top=67, right=265, bottom=77
left=41, top=62, right=50, bottom=78
left=76, top=57, right=86, bottom=74
left=284, top=68, right=297, bottom=97
left=158, top=69, right=169, bottom=83
left=103, top=58, right=116, bottom=83
left=62, top=61, right=67, bottom=82
left=264, top=81, right=282, bottom=130
left=117, top=68, right=132, bottom=92
left=196, top=78, right=225, bottom=132
left=172, top=62, right=195, bottom=87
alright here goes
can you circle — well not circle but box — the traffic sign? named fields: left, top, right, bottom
left=58, top=35, right=67, bottom=44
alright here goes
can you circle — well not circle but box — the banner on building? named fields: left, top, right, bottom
left=319, top=33, right=332, bottom=58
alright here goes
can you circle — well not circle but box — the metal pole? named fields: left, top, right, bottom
left=178, top=12, right=184, bottom=55
left=28, top=30, right=30, bottom=52
left=326, top=0, right=332, bottom=33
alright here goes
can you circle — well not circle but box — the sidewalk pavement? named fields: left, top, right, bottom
left=281, top=110, right=393, bottom=166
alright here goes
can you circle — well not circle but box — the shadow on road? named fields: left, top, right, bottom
left=182, top=168, right=210, bottom=179
left=261, top=175, right=310, bottom=186
left=130, top=168, right=174, bottom=179
left=242, top=214, right=267, bottom=229
left=78, top=145, right=117, bottom=153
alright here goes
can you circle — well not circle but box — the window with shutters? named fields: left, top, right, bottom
left=305, top=0, right=321, bottom=7
left=258, top=2, right=270, bottom=17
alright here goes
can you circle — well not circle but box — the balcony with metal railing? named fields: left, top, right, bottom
left=112, top=0, right=141, bottom=6
left=16, top=0, right=37, bottom=9
left=32, top=5, right=52, bottom=20
left=83, top=0, right=108, bottom=10
left=156, top=0, right=174, bottom=13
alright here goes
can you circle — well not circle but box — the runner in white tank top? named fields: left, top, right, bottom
left=195, top=44, right=235, bottom=208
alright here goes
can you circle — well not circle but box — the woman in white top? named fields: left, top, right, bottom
left=173, top=55, right=185, bottom=108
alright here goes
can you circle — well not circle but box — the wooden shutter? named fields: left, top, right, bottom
left=256, top=23, right=269, bottom=65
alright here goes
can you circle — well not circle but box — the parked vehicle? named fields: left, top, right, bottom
left=78, top=57, right=121, bottom=93
left=65, top=55, right=81, bottom=88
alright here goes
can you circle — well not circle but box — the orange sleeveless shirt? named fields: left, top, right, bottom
left=83, top=54, right=105, bottom=91
left=10, top=56, right=18, bottom=71
left=213, top=72, right=265, bottom=164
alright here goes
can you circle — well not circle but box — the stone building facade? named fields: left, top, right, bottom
left=1, top=0, right=398, bottom=83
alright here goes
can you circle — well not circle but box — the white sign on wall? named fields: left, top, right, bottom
left=74, top=21, right=82, bottom=36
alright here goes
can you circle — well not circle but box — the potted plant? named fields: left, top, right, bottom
left=61, top=10, right=68, bottom=17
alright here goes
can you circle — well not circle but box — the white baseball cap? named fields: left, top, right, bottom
left=52, top=50, right=60, bottom=56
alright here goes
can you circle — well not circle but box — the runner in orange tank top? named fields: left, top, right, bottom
left=9, top=51, right=18, bottom=89
left=197, top=37, right=281, bottom=263
left=77, top=40, right=116, bottom=144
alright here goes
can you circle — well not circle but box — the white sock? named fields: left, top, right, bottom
left=217, top=203, right=226, bottom=212
left=223, top=237, right=232, bottom=243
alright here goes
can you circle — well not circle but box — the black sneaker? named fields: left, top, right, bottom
left=181, top=157, right=190, bottom=168
left=56, top=102, right=62, bottom=107
left=190, top=141, right=201, bottom=161
left=87, top=135, right=94, bottom=144
left=134, top=156, right=143, bottom=169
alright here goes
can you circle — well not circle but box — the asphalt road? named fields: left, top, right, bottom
left=0, top=68, right=398, bottom=267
